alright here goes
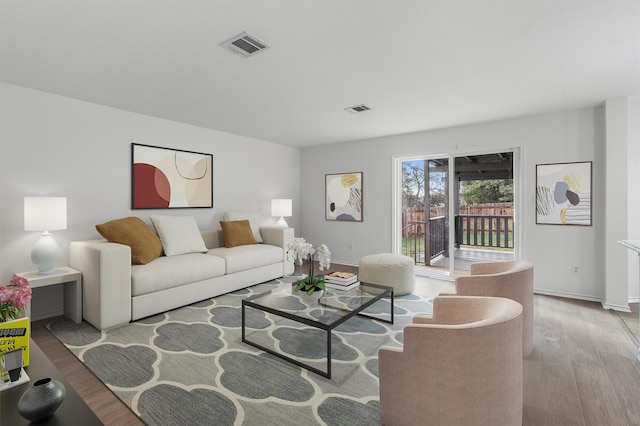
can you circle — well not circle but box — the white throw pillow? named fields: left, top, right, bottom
left=150, top=215, right=208, bottom=256
left=224, top=211, right=263, bottom=243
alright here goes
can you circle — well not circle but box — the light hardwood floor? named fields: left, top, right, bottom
left=523, top=296, right=640, bottom=425
left=31, top=275, right=640, bottom=425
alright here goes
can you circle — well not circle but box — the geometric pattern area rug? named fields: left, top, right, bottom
left=47, top=277, right=434, bottom=426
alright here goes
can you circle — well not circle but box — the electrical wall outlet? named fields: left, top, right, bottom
left=571, top=265, right=579, bottom=274
left=348, top=243, right=354, bottom=250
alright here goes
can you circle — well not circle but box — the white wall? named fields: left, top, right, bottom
left=299, top=105, right=635, bottom=304
left=0, top=82, right=300, bottom=290
left=2, top=82, right=636, bottom=314
left=627, top=96, right=640, bottom=303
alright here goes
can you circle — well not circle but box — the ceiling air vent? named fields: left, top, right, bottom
left=220, top=32, right=270, bottom=58
left=345, top=104, right=372, bottom=113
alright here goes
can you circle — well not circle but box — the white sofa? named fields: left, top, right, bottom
left=70, top=226, right=294, bottom=331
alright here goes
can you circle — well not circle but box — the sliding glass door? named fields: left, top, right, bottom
left=395, top=149, right=518, bottom=278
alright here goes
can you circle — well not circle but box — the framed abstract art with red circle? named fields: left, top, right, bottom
left=132, top=143, right=213, bottom=209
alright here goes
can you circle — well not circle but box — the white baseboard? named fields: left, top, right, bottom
left=533, top=288, right=602, bottom=303
left=31, top=308, right=64, bottom=322
left=534, top=288, right=638, bottom=311
left=534, top=288, right=634, bottom=312
left=331, top=259, right=358, bottom=268
left=602, top=302, right=633, bottom=313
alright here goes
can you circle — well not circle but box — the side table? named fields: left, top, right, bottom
left=15, top=267, right=83, bottom=324
left=0, top=339, right=103, bottom=425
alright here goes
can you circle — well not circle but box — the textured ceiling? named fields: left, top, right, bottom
left=1, top=0, right=638, bottom=147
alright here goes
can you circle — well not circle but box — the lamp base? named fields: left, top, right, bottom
left=275, top=217, right=289, bottom=227
left=31, top=231, right=60, bottom=275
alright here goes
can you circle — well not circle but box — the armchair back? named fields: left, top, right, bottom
left=455, top=260, right=534, bottom=356
left=378, top=296, right=523, bottom=426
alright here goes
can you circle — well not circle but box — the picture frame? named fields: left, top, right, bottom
left=325, top=172, right=363, bottom=221
left=536, top=161, right=592, bottom=226
left=132, top=143, right=213, bottom=209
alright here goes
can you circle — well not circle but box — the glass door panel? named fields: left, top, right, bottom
left=453, top=153, right=515, bottom=273
left=401, top=157, right=451, bottom=277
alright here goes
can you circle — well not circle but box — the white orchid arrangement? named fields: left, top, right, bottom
left=287, top=238, right=331, bottom=295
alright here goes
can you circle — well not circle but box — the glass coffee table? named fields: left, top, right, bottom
left=242, top=282, right=394, bottom=379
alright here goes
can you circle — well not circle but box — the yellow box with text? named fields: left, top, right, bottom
left=0, top=317, right=30, bottom=367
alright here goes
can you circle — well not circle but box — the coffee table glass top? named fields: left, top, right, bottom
left=243, top=281, right=393, bottom=327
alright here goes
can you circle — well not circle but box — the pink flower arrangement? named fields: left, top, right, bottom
left=0, top=275, right=32, bottom=322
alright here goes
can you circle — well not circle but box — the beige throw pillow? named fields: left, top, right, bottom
left=220, top=220, right=257, bottom=248
left=96, top=217, right=163, bottom=264
left=150, top=215, right=208, bottom=256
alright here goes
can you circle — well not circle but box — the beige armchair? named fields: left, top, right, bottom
left=454, top=260, right=534, bottom=356
left=378, top=296, right=523, bottom=426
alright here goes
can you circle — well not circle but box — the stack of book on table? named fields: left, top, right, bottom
left=324, top=271, right=359, bottom=290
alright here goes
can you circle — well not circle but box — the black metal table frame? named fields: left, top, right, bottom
left=241, top=282, right=394, bottom=379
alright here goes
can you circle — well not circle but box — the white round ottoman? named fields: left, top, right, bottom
left=358, top=253, right=415, bottom=296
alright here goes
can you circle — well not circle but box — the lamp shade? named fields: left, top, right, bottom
left=271, top=199, right=292, bottom=217
left=24, top=197, right=67, bottom=231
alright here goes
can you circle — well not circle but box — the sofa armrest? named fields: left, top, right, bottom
left=259, top=226, right=295, bottom=275
left=69, top=240, right=132, bottom=330
left=259, top=226, right=294, bottom=248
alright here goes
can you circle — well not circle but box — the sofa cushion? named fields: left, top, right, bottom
left=95, top=217, right=163, bottom=264
left=220, top=220, right=257, bottom=248
left=208, top=244, right=283, bottom=274
left=224, top=211, right=263, bottom=243
left=131, top=253, right=226, bottom=296
left=150, top=215, right=208, bottom=256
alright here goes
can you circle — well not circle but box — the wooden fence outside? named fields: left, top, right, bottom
left=403, top=203, right=514, bottom=237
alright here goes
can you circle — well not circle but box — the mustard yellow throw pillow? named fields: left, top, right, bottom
left=220, top=220, right=257, bottom=248
left=96, top=217, right=163, bottom=264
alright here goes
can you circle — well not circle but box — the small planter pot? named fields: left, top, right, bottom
left=17, top=377, right=66, bottom=422
left=296, top=289, right=324, bottom=302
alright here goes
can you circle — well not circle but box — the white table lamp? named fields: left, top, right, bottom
left=271, top=199, right=292, bottom=227
left=24, top=197, right=67, bottom=275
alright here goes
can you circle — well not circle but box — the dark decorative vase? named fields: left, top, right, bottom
left=17, top=377, right=66, bottom=422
